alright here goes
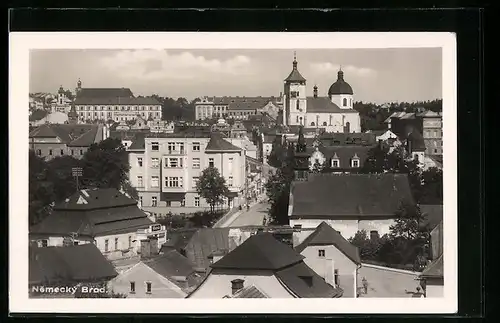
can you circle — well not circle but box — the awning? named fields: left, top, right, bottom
left=161, top=192, right=186, bottom=201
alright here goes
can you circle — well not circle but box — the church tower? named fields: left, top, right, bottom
left=284, top=52, right=307, bottom=127
left=293, top=126, right=310, bottom=181
left=75, top=78, right=82, bottom=96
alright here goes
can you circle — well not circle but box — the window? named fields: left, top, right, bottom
left=181, top=199, right=186, bottom=207
left=36, top=149, right=41, bottom=156
left=151, top=142, right=159, bottom=151
left=193, top=142, right=200, bottom=151
left=146, top=282, right=152, bottom=294
left=104, top=239, right=109, bottom=252
left=334, top=269, right=339, bottom=286
left=137, top=176, right=143, bottom=187
left=192, top=158, right=200, bottom=169
left=128, top=236, right=132, bottom=248
left=192, top=177, right=199, bottom=188
left=318, top=249, right=326, bottom=258
left=434, top=148, right=438, bottom=153
left=151, top=158, right=159, bottom=168
left=208, top=158, right=214, bottom=168
left=323, top=122, right=327, bottom=126
left=194, top=197, right=200, bottom=207
left=60, top=149, right=64, bottom=155
left=49, top=149, right=53, bottom=156
left=169, top=158, right=179, bottom=168
left=137, top=157, right=143, bottom=167
left=228, top=158, right=233, bottom=173
left=71, top=149, right=74, bottom=156
left=167, top=142, right=175, bottom=153
left=352, top=159, right=360, bottom=168
left=311, top=122, right=315, bottom=126
left=152, top=196, right=157, bottom=207
left=166, top=201, right=171, bottom=207
left=114, top=237, right=119, bottom=250
left=290, top=91, right=298, bottom=98
left=80, top=150, right=84, bottom=155
left=130, top=282, right=135, bottom=293
left=293, top=224, right=302, bottom=230
left=370, top=230, right=379, bottom=240
left=151, top=176, right=159, bottom=188
left=332, top=159, right=339, bottom=168
left=168, top=177, right=181, bottom=188
left=228, top=176, right=233, bottom=187
left=343, top=98, right=347, bottom=106
left=40, top=239, right=48, bottom=247
left=139, top=196, right=143, bottom=205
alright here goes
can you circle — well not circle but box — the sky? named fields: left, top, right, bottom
left=30, top=48, right=442, bottom=104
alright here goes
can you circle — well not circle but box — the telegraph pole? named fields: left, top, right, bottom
left=72, top=167, right=83, bottom=191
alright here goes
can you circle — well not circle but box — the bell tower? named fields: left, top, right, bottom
left=293, top=126, right=310, bottom=181
left=284, top=52, right=307, bottom=127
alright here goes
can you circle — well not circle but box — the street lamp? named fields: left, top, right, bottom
left=72, top=167, right=83, bottom=191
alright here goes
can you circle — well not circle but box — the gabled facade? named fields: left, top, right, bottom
left=288, top=173, right=415, bottom=241
left=295, top=222, right=362, bottom=297
left=187, top=233, right=343, bottom=298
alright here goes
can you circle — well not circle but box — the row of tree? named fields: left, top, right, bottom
left=150, top=95, right=198, bottom=122
left=29, top=138, right=137, bottom=226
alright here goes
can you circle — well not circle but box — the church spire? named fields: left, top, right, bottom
left=292, top=51, right=298, bottom=70
left=338, top=66, right=344, bottom=81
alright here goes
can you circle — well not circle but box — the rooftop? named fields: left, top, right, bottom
left=295, top=222, right=361, bottom=264
left=205, top=132, right=242, bottom=152
left=29, top=244, right=117, bottom=285
left=290, top=173, right=415, bottom=219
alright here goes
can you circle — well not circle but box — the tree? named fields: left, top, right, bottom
left=81, top=138, right=130, bottom=190
left=196, top=167, right=230, bottom=213
left=349, top=230, right=390, bottom=261
left=46, top=155, right=84, bottom=202
left=121, top=180, right=139, bottom=200
left=419, top=167, right=443, bottom=204
left=267, top=135, right=285, bottom=168
left=311, top=159, right=323, bottom=173
left=29, top=151, right=55, bottom=225
left=390, top=201, right=428, bottom=241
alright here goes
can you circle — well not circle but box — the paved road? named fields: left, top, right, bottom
left=357, top=265, right=421, bottom=297
left=225, top=201, right=270, bottom=227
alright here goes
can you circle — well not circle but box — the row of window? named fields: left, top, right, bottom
left=129, top=281, right=152, bottom=294
left=197, top=110, right=257, bottom=118
left=78, top=112, right=161, bottom=118
left=76, top=106, right=161, bottom=111
left=143, top=195, right=200, bottom=207
left=150, top=142, right=198, bottom=152
left=103, top=236, right=133, bottom=252
left=136, top=156, right=214, bottom=169
left=35, top=148, right=85, bottom=156
left=137, top=174, right=234, bottom=189
left=315, top=158, right=360, bottom=168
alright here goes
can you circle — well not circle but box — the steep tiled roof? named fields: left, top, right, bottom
left=54, top=188, right=137, bottom=211
left=229, top=285, right=269, bottom=298
left=295, top=222, right=361, bottom=264
left=29, top=109, right=49, bottom=122
left=285, top=65, right=306, bottom=82
left=162, top=229, right=198, bottom=252
left=74, top=96, right=162, bottom=105
left=290, top=173, right=414, bottom=219
left=308, top=145, right=374, bottom=171
left=29, top=124, right=101, bottom=147
left=184, top=228, right=230, bottom=270
left=144, top=250, right=202, bottom=289
left=211, top=233, right=304, bottom=270
left=76, top=88, right=134, bottom=98
left=128, top=134, right=147, bottom=150
left=205, top=132, right=242, bottom=151
left=29, top=244, right=117, bottom=285
left=420, top=254, right=443, bottom=279
left=274, top=261, right=343, bottom=298
left=306, top=97, right=358, bottom=114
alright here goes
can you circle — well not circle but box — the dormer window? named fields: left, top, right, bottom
left=351, top=155, right=360, bottom=168
left=331, top=159, right=340, bottom=168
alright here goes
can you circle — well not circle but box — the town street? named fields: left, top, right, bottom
left=220, top=200, right=270, bottom=227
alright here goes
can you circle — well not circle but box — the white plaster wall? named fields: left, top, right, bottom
left=290, top=218, right=395, bottom=243
left=330, top=94, right=354, bottom=109
left=188, top=270, right=294, bottom=298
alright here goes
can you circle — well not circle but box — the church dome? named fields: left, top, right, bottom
left=328, top=70, right=353, bottom=95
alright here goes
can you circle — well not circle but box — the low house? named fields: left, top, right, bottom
left=29, top=243, right=117, bottom=297
left=187, top=233, right=343, bottom=298
left=183, top=228, right=231, bottom=273
left=295, top=222, right=361, bottom=298
left=29, top=188, right=159, bottom=261
left=29, top=123, right=109, bottom=160
left=108, top=249, right=203, bottom=298
left=419, top=220, right=444, bottom=297
left=288, top=173, right=415, bottom=242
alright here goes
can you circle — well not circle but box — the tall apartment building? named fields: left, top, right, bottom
left=128, top=132, right=247, bottom=215
left=420, top=111, right=443, bottom=156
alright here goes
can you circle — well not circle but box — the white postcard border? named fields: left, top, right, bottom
left=9, top=32, right=457, bottom=314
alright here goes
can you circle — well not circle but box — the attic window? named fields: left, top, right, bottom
left=331, top=159, right=339, bottom=168
left=318, top=249, right=326, bottom=258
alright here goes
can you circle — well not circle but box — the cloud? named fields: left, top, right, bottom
left=309, top=62, right=376, bottom=77
left=100, top=50, right=253, bottom=81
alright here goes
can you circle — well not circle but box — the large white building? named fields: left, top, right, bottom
left=73, top=79, right=162, bottom=123
left=128, top=131, right=248, bottom=215
left=283, top=55, right=361, bottom=133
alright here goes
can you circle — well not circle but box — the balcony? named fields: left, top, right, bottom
left=164, top=149, right=186, bottom=156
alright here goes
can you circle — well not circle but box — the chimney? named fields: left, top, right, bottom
left=140, top=238, right=151, bottom=259
left=231, top=279, right=244, bottom=295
